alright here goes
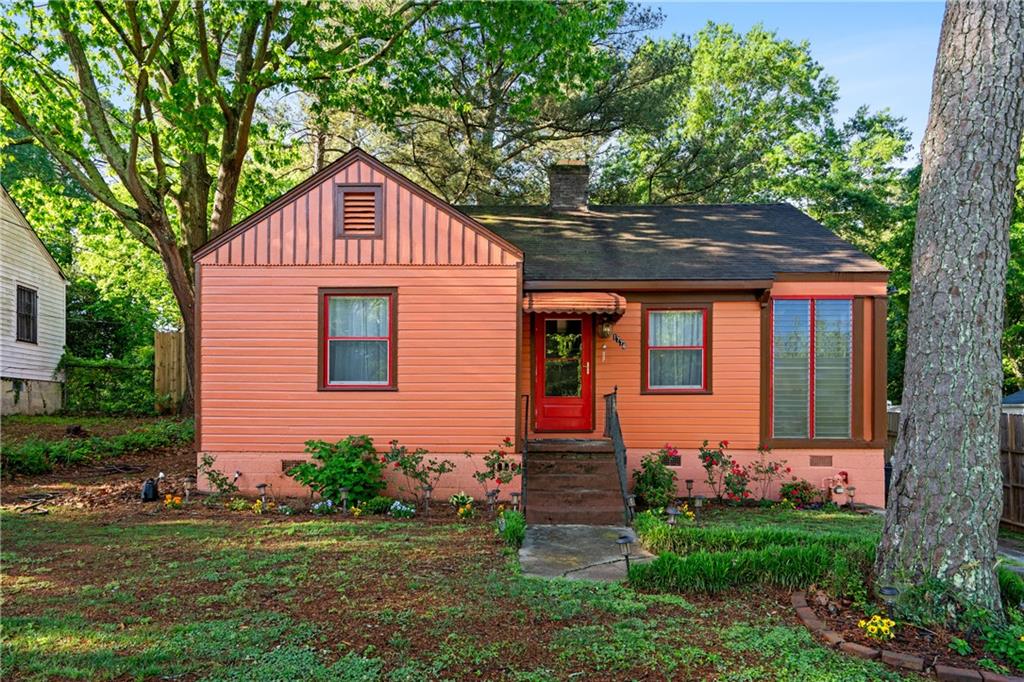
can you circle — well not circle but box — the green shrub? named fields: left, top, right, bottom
left=363, top=496, right=394, bottom=515
left=499, top=510, right=526, bottom=549
left=287, top=436, right=386, bottom=504
left=1, top=419, right=194, bottom=477
left=999, top=567, right=1024, bottom=613
left=779, top=479, right=823, bottom=507
left=60, top=351, right=157, bottom=416
left=632, top=451, right=677, bottom=509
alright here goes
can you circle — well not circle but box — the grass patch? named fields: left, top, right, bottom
left=498, top=509, right=526, bottom=548
left=0, top=418, right=193, bottom=475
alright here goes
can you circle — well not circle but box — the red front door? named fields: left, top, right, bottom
left=534, top=314, right=593, bottom=432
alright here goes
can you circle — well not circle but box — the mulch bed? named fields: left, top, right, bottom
left=794, top=589, right=1023, bottom=681
left=0, top=416, right=163, bottom=444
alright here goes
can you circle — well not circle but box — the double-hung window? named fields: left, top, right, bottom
left=771, top=298, right=852, bottom=439
left=16, top=285, right=37, bottom=344
left=320, top=289, right=396, bottom=390
left=643, top=306, right=710, bottom=393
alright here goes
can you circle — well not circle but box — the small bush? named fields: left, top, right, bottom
left=499, top=510, right=526, bottom=549
left=1, top=419, right=194, bottom=476
left=632, top=450, right=677, bottom=509
left=779, top=479, right=824, bottom=507
left=286, top=436, right=385, bottom=504
left=363, top=496, right=394, bottom=515
left=60, top=351, right=157, bottom=416
left=999, top=567, right=1024, bottom=613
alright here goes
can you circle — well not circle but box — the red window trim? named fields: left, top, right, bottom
left=768, top=296, right=853, bottom=440
left=641, top=304, right=712, bottom=394
left=318, top=287, right=398, bottom=391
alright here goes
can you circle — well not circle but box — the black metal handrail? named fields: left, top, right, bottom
left=603, top=386, right=631, bottom=523
left=521, top=393, right=530, bottom=512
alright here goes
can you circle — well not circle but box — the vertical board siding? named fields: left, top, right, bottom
left=199, top=159, right=519, bottom=268
left=199, top=265, right=519, bottom=454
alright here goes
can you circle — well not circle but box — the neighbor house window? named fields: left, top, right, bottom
left=16, top=285, right=37, bottom=344
left=320, top=288, right=396, bottom=390
left=642, top=305, right=711, bottom=393
left=334, top=185, right=383, bottom=237
left=771, top=298, right=852, bottom=439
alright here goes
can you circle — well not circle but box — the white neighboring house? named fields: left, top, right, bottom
left=0, top=184, right=67, bottom=414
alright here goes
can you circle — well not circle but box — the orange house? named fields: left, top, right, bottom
left=193, top=149, right=889, bottom=523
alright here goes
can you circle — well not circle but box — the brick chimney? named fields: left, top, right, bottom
left=547, top=160, right=590, bottom=211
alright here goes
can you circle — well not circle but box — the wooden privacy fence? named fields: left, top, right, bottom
left=154, top=331, right=187, bottom=413
left=886, top=407, right=1024, bottom=530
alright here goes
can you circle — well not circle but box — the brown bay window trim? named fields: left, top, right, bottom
left=334, top=184, right=383, bottom=238
left=640, top=302, right=713, bottom=395
left=759, top=294, right=887, bottom=449
left=317, top=287, right=398, bottom=392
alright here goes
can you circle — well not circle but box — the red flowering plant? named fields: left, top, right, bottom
left=383, top=440, right=455, bottom=505
left=698, top=440, right=732, bottom=500
left=723, top=462, right=751, bottom=503
left=467, top=437, right=521, bottom=499
left=750, top=444, right=790, bottom=500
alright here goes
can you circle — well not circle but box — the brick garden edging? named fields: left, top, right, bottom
left=790, top=591, right=1024, bottom=682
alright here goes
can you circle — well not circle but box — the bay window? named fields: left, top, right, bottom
left=771, top=298, right=852, bottom=439
left=319, top=288, right=396, bottom=390
left=642, top=305, right=711, bottom=393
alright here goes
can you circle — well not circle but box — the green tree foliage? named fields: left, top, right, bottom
left=0, top=1, right=629, bottom=409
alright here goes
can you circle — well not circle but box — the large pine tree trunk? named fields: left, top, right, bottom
left=876, top=1, right=1024, bottom=613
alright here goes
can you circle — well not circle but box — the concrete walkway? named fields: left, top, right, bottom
left=519, top=524, right=654, bottom=582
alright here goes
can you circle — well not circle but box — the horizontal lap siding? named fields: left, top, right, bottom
left=522, top=297, right=761, bottom=449
left=200, top=265, right=519, bottom=454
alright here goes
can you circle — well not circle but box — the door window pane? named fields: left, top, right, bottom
left=544, top=319, right=582, bottom=397
left=773, top=300, right=810, bottom=438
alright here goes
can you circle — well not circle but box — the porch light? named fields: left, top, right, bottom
left=182, top=475, right=196, bottom=502
left=666, top=505, right=680, bottom=526
left=339, top=487, right=350, bottom=511
left=510, top=491, right=522, bottom=512
left=486, top=488, right=499, bottom=512
left=617, top=533, right=634, bottom=574
left=421, top=484, right=433, bottom=513
left=255, top=483, right=268, bottom=505
left=597, top=320, right=614, bottom=339
left=685, top=479, right=694, bottom=501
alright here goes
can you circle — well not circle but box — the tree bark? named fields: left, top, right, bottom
left=876, top=1, right=1024, bottom=614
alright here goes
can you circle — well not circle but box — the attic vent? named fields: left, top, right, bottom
left=335, top=184, right=382, bottom=237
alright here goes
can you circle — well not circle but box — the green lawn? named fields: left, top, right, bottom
left=0, top=507, right=917, bottom=681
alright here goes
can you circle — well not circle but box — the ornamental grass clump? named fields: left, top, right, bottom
left=498, top=509, right=526, bottom=549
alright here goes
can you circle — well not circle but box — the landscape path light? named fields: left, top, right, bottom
left=617, top=533, right=635, bottom=575
left=339, top=487, right=350, bottom=511
left=510, top=491, right=522, bottom=512
left=421, top=484, right=433, bottom=513
left=255, top=483, right=268, bottom=506
left=685, top=479, right=694, bottom=502
left=693, top=495, right=704, bottom=525
left=183, top=475, right=196, bottom=502
left=878, top=585, right=900, bottom=617
left=666, top=505, right=680, bottom=527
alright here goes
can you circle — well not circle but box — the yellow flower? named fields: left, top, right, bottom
left=857, top=620, right=866, bottom=628
left=165, top=494, right=172, bottom=502
left=867, top=625, right=878, bottom=634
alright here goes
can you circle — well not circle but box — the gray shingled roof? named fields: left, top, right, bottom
left=462, top=203, right=886, bottom=281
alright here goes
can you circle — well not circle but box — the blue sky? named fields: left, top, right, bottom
left=647, top=2, right=946, bottom=159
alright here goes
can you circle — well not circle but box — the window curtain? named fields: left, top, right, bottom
left=328, top=296, right=388, bottom=384
left=649, top=310, right=703, bottom=388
